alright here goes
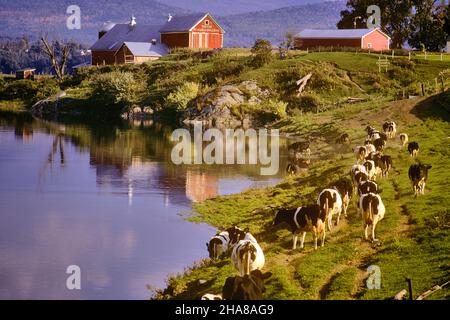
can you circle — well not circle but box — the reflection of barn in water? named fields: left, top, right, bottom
left=185, top=170, right=218, bottom=203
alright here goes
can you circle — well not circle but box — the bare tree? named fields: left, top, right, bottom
left=40, top=37, right=70, bottom=81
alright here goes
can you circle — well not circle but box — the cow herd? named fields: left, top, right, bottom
left=201, top=120, right=432, bottom=300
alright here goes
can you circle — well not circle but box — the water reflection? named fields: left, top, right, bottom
left=0, top=114, right=287, bottom=299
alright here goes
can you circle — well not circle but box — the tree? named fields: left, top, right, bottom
left=281, top=31, right=296, bottom=50
left=251, top=39, right=273, bottom=67
left=337, top=0, right=413, bottom=49
left=40, top=37, right=69, bottom=81
left=408, top=0, right=447, bottom=51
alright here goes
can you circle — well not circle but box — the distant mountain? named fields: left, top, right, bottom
left=219, top=1, right=346, bottom=47
left=0, top=0, right=345, bottom=47
left=155, top=0, right=332, bottom=16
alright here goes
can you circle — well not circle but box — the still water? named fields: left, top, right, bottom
left=0, top=114, right=288, bottom=299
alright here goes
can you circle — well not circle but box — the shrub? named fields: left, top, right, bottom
left=35, top=78, right=60, bottom=101
left=166, top=82, right=199, bottom=111
left=251, top=39, right=273, bottom=67
left=265, top=99, right=287, bottom=118
left=0, top=79, right=38, bottom=100
left=90, top=71, right=142, bottom=111
left=287, top=93, right=323, bottom=113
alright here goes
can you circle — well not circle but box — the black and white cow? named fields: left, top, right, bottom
left=408, top=163, right=432, bottom=197
left=358, top=193, right=386, bottom=242
left=317, top=189, right=343, bottom=231
left=201, top=293, right=223, bottom=300
left=286, top=158, right=310, bottom=175
left=206, top=231, right=231, bottom=260
left=365, top=140, right=376, bottom=154
left=408, top=142, right=419, bottom=157
left=380, top=155, right=392, bottom=177
left=399, top=133, right=408, bottom=147
left=222, top=269, right=272, bottom=300
left=383, top=121, right=397, bottom=138
left=273, top=204, right=326, bottom=250
left=231, top=232, right=265, bottom=276
left=332, top=179, right=353, bottom=218
left=363, top=160, right=377, bottom=180
left=226, top=226, right=247, bottom=247
left=373, top=138, right=386, bottom=152
left=358, top=180, right=381, bottom=196
left=351, top=165, right=369, bottom=194
left=354, top=146, right=367, bottom=163
left=288, top=141, right=311, bottom=159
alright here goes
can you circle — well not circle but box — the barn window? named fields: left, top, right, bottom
left=367, top=43, right=373, bottom=49
left=204, top=20, right=210, bottom=26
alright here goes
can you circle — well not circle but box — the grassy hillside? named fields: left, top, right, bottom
left=153, top=92, right=450, bottom=300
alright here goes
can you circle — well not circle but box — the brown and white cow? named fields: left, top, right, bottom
left=408, top=142, right=419, bottom=157
left=383, top=121, right=397, bottom=138
left=317, top=189, right=343, bottom=231
left=273, top=204, right=326, bottom=250
left=332, top=179, right=353, bottom=218
left=408, top=163, right=432, bottom=197
left=399, top=133, right=408, bottom=147
left=358, top=193, right=386, bottom=242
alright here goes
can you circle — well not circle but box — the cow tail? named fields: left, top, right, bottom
left=368, top=201, right=373, bottom=223
left=325, top=197, right=329, bottom=217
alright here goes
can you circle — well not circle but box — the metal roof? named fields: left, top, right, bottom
left=90, top=24, right=160, bottom=51
left=296, top=28, right=386, bottom=39
left=122, top=41, right=168, bottom=57
left=159, top=12, right=223, bottom=33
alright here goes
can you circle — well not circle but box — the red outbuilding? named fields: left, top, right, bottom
left=295, top=28, right=391, bottom=51
left=159, top=13, right=224, bottom=49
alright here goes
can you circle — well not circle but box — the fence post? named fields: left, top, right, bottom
left=406, top=278, right=413, bottom=300
left=392, top=50, right=394, bottom=58
left=408, top=51, right=411, bottom=61
left=421, top=83, right=425, bottom=96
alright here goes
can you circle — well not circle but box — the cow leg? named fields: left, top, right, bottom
left=371, top=224, right=378, bottom=242
left=328, top=215, right=333, bottom=232
left=300, top=231, right=307, bottom=249
left=364, top=223, right=369, bottom=240
left=313, top=232, right=317, bottom=250
left=321, top=229, right=326, bottom=247
left=292, top=233, right=298, bottom=250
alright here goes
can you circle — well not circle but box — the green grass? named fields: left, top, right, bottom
left=154, top=92, right=450, bottom=300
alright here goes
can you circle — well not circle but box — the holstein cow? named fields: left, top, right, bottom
left=226, top=226, right=247, bottom=247
left=286, top=158, right=310, bottom=175
left=364, top=140, right=376, bottom=154
left=201, top=293, right=223, bottom=300
left=380, top=155, right=392, bottom=177
left=273, top=204, right=326, bottom=250
left=358, top=180, right=381, bottom=196
left=231, top=232, right=265, bottom=276
left=408, top=142, right=419, bottom=157
left=373, top=138, right=386, bottom=152
left=317, top=189, right=343, bottom=231
left=399, top=133, right=408, bottom=147
left=363, top=160, right=377, bottom=180
left=206, top=231, right=230, bottom=260
left=332, top=179, right=353, bottom=218
left=358, top=193, right=386, bottom=242
left=354, top=146, right=367, bottom=164
left=222, top=270, right=272, bottom=300
left=383, top=121, right=397, bottom=138
left=288, top=141, right=311, bottom=159
left=408, top=163, right=432, bottom=197
left=351, top=165, right=369, bottom=194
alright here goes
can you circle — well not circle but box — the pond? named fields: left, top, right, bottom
left=0, top=114, right=289, bottom=299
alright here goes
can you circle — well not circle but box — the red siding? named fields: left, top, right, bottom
left=294, top=38, right=361, bottom=50
left=161, top=32, right=190, bottom=49
left=190, top=15, right=223, bottom=49
left=362, top=30, right=390, bottom=51
left=92, top=51, right=116, bottom=65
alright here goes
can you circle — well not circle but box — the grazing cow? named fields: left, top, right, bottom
left=354, top=146, right=367, bottom=163
left=286, top=159, right=310, bottom=175
left=288, top=141, right=311, bottom=158
left=206, top=231, right=230, bottom=260
left=380, top=155, right=392, bottom=177
left=364, top=140, right=376, bottom=154
left=317, top=189, right=343, bottom=231
left=231, top=233, right=265, bottom=276
left=332, top=179, right=353, bottom=217
left=373, top=138, right=386, bottom=152
left=408, top=164, right=432, bottom=197
left=226, top=226, right=247, bottom=246
left=273, top=204, right=326, bottom=250
left=408, top=142, right=419, bottom=157
left=383, top=121, right=397, bottom=138
left=363, top=160, right=377, bottom=180
left=358, top=180, right=381, bottom=196
left=336, top=133, right=350, bottom=144
left=222, top=270, right=272, bottom=300
left=359, top=193, right=385, bottom=242
left=201, top=293, right=223, bottom=300
left=399, top=133, right=408, bottom=147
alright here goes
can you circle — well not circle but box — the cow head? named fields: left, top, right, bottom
left=206, top=237, right=225, bottom=260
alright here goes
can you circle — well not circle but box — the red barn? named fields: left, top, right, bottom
left=159, top=13, right=224, bottom=49
left=295, top=28, right=390, bottom=51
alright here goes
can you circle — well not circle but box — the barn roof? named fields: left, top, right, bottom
left=297, top=28, right=389, bottom=39
left=159, top=12, right=224, bottom=33
left=122, top=41, right=168, bottom=57
left=90, top=24, right=160, bottom=51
